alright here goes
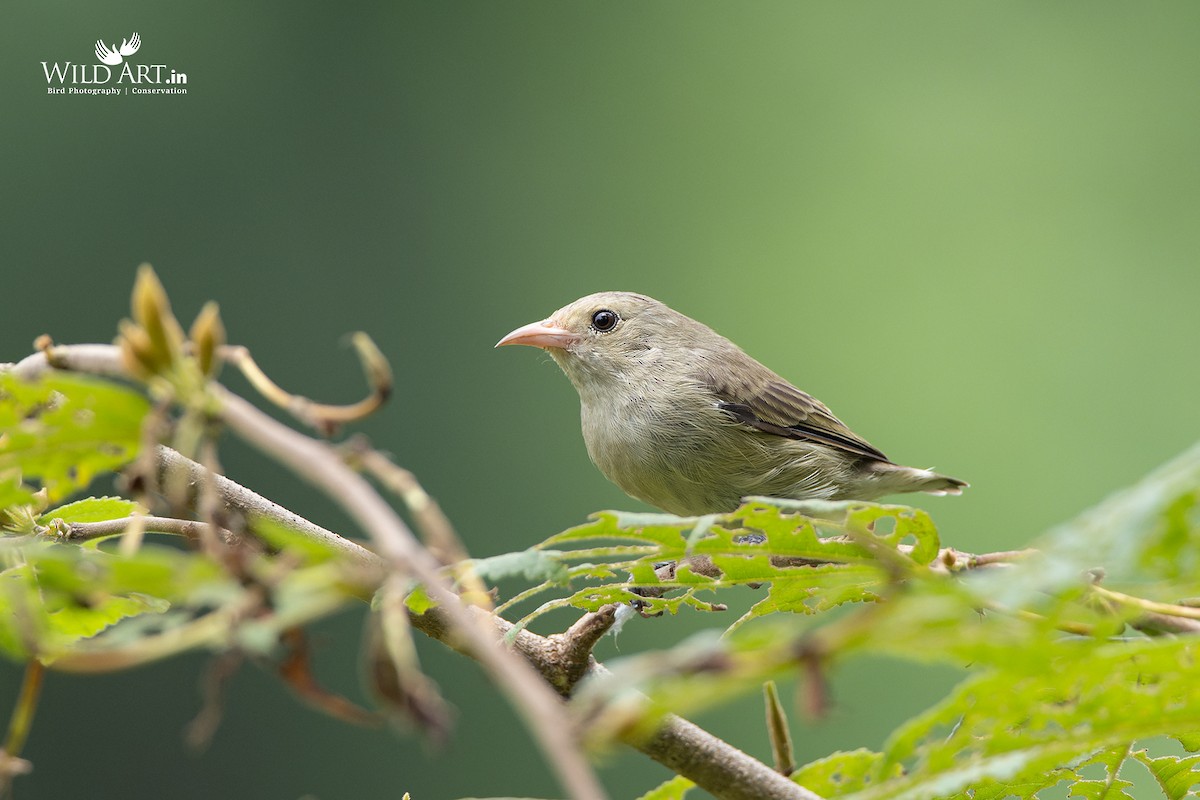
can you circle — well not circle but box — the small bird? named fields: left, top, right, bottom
left=496, top=292, right=965, bottom=516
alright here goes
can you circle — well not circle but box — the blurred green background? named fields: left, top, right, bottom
left=4, top=2, right=1200, bottom=798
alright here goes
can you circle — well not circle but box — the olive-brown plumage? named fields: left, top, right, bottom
left=497, top=292, right=966, bottom=515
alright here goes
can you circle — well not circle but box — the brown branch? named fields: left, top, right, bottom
left=641, top=713, right=820, bottom=800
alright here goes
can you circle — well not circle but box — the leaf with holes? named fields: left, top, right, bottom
left=0, top=373, right=149, bottom=501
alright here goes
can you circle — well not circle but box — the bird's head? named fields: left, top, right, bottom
left=496, top=291, right=706, bottom=394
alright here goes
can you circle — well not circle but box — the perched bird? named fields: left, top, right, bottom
left=496, top=292, right=965, bottom=516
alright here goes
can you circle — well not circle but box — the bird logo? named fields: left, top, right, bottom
left=95, top=33, right=141, bottom=66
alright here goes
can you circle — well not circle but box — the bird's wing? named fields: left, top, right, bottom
left=119, top=33, right=140, bottom=57
left=96, top=41, right=121, bottom=65
left=704, top=370, right=890, bottom=462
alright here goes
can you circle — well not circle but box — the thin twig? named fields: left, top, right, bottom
left=219, top=335, right=391, bottom=433
left=45, top=514, right=236, bottom=544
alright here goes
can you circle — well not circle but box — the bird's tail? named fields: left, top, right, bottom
left=912, top=469, right=968, bottom=496
left=865, top=462, right=968, bottom=497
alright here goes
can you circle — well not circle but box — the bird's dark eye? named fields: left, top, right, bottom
left=590, top=309, right=619, bottom=332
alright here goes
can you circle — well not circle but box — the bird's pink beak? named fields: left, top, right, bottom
left=495, top=319, right=580, bottom=350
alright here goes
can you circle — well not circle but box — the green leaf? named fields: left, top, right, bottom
left=791, top=749, right=899, bottom=797
left=0, top=524, right=363, bottom=669
left=405, top=585, right=436, bottom=615
left=1065, top=779, right=1136, bottom=799
left=741, top=563, right=882, bottom=621
left=0, top=373, right=150, bottom=501
left=48, top=594, right=169, bottom=642
left=635, top=775, right=695, bottom=800
left=0, top=556, right=172, bottom=661
left=1067, top=749, right=1137, bottom=800
left=1133, top=749, right=1200, bottom=800
left=531, top=499, right=943, bottom=628
left=0, top=534, right=223, bottom=661
left=38, top=496, right=142, bottom=525
left=838, top=639, right=1200, bottom=800
left=969, top=776, right=1071, bottom=800
left=545, top=511, right=695, bottom=551
left=472, top=549, right=570, bottom=585
left=740, top=499, right=941, bottom=565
